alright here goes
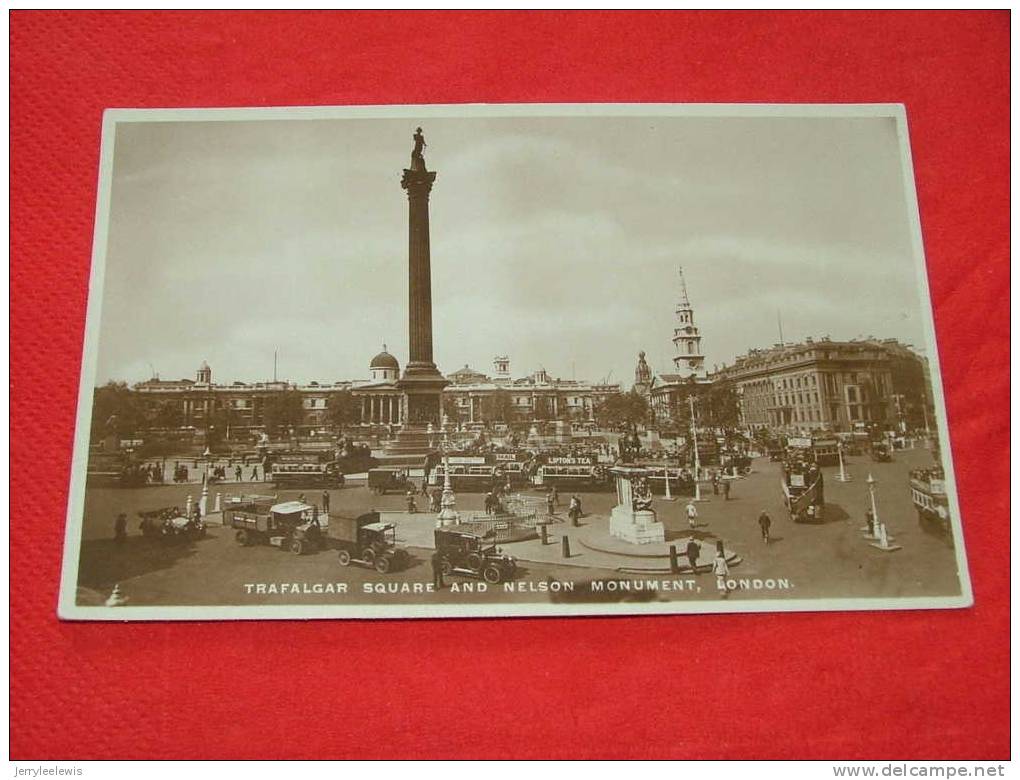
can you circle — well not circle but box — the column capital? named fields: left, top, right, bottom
left=401, top=168, right=437, bottom=196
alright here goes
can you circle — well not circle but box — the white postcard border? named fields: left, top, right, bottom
left=57, top=102, right=974, bottom=621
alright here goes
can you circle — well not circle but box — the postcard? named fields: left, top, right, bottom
left=58, top=104, right=972, bottom=619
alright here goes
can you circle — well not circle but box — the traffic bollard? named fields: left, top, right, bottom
left=669, top=544, right=679, bottom=573
left=561, top=535, right=571, bottom=559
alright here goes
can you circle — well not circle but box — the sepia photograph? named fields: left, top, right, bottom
left=58, top=104, right=972, bottom=620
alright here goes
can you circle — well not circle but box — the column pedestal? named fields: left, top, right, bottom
left=608, top=466, right=666, bottom=545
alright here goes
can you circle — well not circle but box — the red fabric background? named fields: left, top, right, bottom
left=10, top=11, right=1009, bottom=759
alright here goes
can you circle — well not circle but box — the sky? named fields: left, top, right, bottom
left=95, top=111, right=929, bottom=389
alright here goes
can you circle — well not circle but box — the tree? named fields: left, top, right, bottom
left=90, top=381, right=144, bottom=439
left=326, top=389, right=358, bottom=431
left=262, top=390, right=305, bottom=436
left=151, top=400, right=183, bottom=430
left=533, top=396, right=552, bottom=421
left=442, top=395, right=461, bottom=423
left=203, top=401, right=231, bottom=449
left=703, top=381, right=739, bottom=429
left=595, top=390, right=648, bottom=431
left=480, top=389, right=514, bottom=423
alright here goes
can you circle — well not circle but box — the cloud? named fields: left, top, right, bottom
left=95, top=114, right=928, bottom=391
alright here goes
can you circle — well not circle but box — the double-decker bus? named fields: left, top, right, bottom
left=429, top=459, right=502, bottom=492
left=429, top=452, right=535, bottom=492
left=910, top=466, right=950, bottom=540
left=635, top=463, right=696, bottom=496
left=781, top=456, right=825, bottom=522
left=533, top=456, right=614, bottom=491
left=491, top=451, right=535, bottom=488
left=810, top=435, right=840, bottom=467
left=268, top=451, right=345, bottom=488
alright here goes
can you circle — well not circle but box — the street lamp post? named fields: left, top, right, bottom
left=865, top=471, right=900, bottom=551
left=866, top=472, right=879, bottom=518
left=689, top=395, right=707, bottom=502
left=436, top=431, right=459, bottom=528
left=836, top=441, right=852, bottom=482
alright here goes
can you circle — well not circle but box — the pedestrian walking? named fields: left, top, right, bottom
left=568, top=495, right=581, bottom=527
left=430, top=490, right=441, bottom=513
left=712, top=471, right=719, bottom=495
left=421, top=479, right=429, bottom=496
left=685, top=538, right=700, bottom=573
left=712, top=548, right=730, bottom=597
left=321, top=490, right=330, bottom=513
left=406, top=490, right=417, bottom=514
left=758, top=510, right=772, bottom=544
left=235, top=465, right=242, bottom=482
left=546, top=491, right=556, bottom=517
left=114, top=513, right=127, bottom=544
left=430, top=550, right=445, bottom=590
left=250, top=465, right=259, bottom=481
left=686, top=500, right=698, bottom=529
left=723, top=479, right=731, bottom=501
left=550, top=486, right=559, bottom=507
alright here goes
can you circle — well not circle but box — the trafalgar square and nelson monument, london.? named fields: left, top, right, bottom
left=58, top=106, right=971, bottom=620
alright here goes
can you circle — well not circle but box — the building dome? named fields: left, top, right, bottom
left=370, top=347, right=399, bottom=370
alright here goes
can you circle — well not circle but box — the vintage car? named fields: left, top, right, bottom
left=231, top=500, right=326, bottom=554
left=137, top=506, right=206, bottom=542
left=434, top=528, right=517, bottom=584
left=870, top=440, right=893, bottom=462
left=331, top=511, right=409, bottom=573
left=367, top=467, right=412, bottom=495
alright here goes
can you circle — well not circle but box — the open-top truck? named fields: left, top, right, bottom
left=331, top=511, right=409, bottom=573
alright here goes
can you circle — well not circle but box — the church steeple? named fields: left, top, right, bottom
left=634, top=350, right=652, bottom=396
left=672, top=266, right=706, bottom=377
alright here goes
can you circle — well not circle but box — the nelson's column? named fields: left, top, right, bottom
left=394, top=127, right=448, bottom=442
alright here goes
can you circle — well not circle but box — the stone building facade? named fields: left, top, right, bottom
left=129, top=351, right=621, bottom=437
left=441, top=358, right=620, bottom=424
left=718, top=337, right=930, bottom=432
left=132, top=348, right=410, bottom=435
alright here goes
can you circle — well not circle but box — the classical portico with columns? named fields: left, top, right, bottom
left=352, top=346, right=406, bottom=425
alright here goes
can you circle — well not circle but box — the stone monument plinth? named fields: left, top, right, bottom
left=609, top=465, right=666, bottom=545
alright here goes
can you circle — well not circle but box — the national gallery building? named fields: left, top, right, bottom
left=130, top=351, right=622, bottom=436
